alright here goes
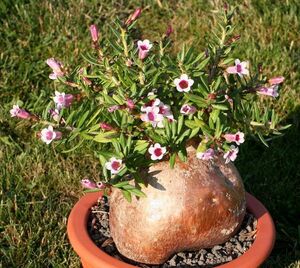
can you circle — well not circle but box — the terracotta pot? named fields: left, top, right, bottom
left=67, top=192, right=276, bottom=268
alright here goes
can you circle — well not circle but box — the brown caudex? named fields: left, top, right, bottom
left=109, top=146, right=246, bottom=264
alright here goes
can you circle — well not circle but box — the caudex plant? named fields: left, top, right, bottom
left=10, top=6, right=288, bottom=265
left=10, top=7, right=287, bottom=201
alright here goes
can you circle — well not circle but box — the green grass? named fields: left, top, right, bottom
left=0, top=0, right=299, bottom=267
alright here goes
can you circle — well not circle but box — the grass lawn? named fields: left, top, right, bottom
left=0, top=0, right=299, bottom=267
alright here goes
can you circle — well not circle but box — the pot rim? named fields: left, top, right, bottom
left=67, top=192, right=275, bottom=268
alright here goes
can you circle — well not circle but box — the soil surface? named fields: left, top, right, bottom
left=87, top=196, right=257, bottom=268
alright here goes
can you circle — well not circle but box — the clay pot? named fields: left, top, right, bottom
left=67, top=192, right=276, bottom=268
left=110, top=148, right=246, bottom=264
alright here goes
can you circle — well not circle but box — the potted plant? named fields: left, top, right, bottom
left=10, top=6, right=286, bottom=268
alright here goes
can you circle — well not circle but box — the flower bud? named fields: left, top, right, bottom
left=165, top=24, right=173, bottom=37
left=126, top=99, right=135, bottom=110
left=108, top=105, right=120, bottom=112
left=125, top=8, right=142, bottom=26
left=268, top=76, right=284, bottom=85
left=89, top=24, right=99, bottom=43
left=100, top=122, right=114, bottom=131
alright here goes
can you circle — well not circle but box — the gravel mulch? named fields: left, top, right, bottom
left=87, top=196, right=257, bottom=267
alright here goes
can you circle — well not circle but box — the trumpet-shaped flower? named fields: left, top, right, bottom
left=268, top=76, right=284, bottom=85
left=140, top=106, right=164, bottom=128
left=105, top=157, right=123, bottom=174
left=81, top=179, right=97, bottom=189
left=180, top=104, right=197, bottom=115
left=10, top=105, right=31, bottom=119
left=46, top=58, right=64, bottom=80
left=226, top=59, right=249, bottom=77
left=224, top=131, right=245, bottom=145
left=53, top=91, right=74, bottom=110
left=40, top=125, right=62, bottom=144
left=137, top=40, right=152, bottom=60
left=148, top=143, right=167, bottom=160
left=223, top=146, right=239, bottom=164
left=196, top=148, right=215, bottom=160
left=257, top=85, right=279, bottom=98
left=174, top=74, right=194, bottom=92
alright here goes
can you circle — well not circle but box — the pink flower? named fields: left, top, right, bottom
left=105, top=157, right=123, bottom=174
left=127, top=99, right=135, bottom=110
left=224, top=131, right=245, bottom=145
left=46, top=58, right=64, bottom=80
left=108, top=105, right=120, bottom=112
left=81, top=179, right=97, bottom=189
left=180, top=104, right=197, bottom=115
left=100, top=122, right=114, bottom=131
left=140, top=106, right=164, bottom=128
left=141, top=98, right=160, bottom=112
left=226, top=59, right=249, bottom=77
left=10, top=105, right=31, bottom=119
left=158, top=103, right=171, bottom=117
left=257, top=85, right=279, bottom=98
left=174, top=74, right=194, bottom=92
left=137, top=40, right=152, bottom=60
left=268, top=76, right=284, bottom=85
left=196, top=148, right=215, bottom=160
left=148, top=143, right=167, bottom=160
left=223, top=145, right=239, bottom=164
left=89, top=24, right=99, bottom=43
left=40, top=125, right=62, bottom=144
left=53, top=91, right=74, bottom=110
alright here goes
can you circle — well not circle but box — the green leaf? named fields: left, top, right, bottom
left=129, top=188, right=146, bottom=198
left=210, top=109, right=220, bottom=123
left=211, top=104, right=228, bottom=111
left=257, top=132, right=269, bottom=147
left=62, top=139, right=84, bottom=153
left=134, top=140, right=149, bottom=154
left=177, top=115, right=184, bottom=135
left=77, top=110, right=90, bottom=128
left=86, top=109, right=102, bottom=127
left=184, top=94, right=207, bottom=107
left=122, top=190, right=132, bottom=202
left=250, top=121, right=265, bottom=127
left=113, top=181, right=130, bottom=188
left=94, top=131, right=118, bottom=143
left=197, top=57, right=210, bottom=70
left=84, top=188, right=101, bottom=193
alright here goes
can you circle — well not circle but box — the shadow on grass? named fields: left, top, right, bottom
left=236, top=107, right=300, bottom=267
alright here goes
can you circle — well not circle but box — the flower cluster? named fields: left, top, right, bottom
left=10, top=8, right=286, bottom=198
left=141, top=96, right=174, bottom=128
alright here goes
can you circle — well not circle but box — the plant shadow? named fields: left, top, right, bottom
left=236, top=106, right=300, bottom=267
